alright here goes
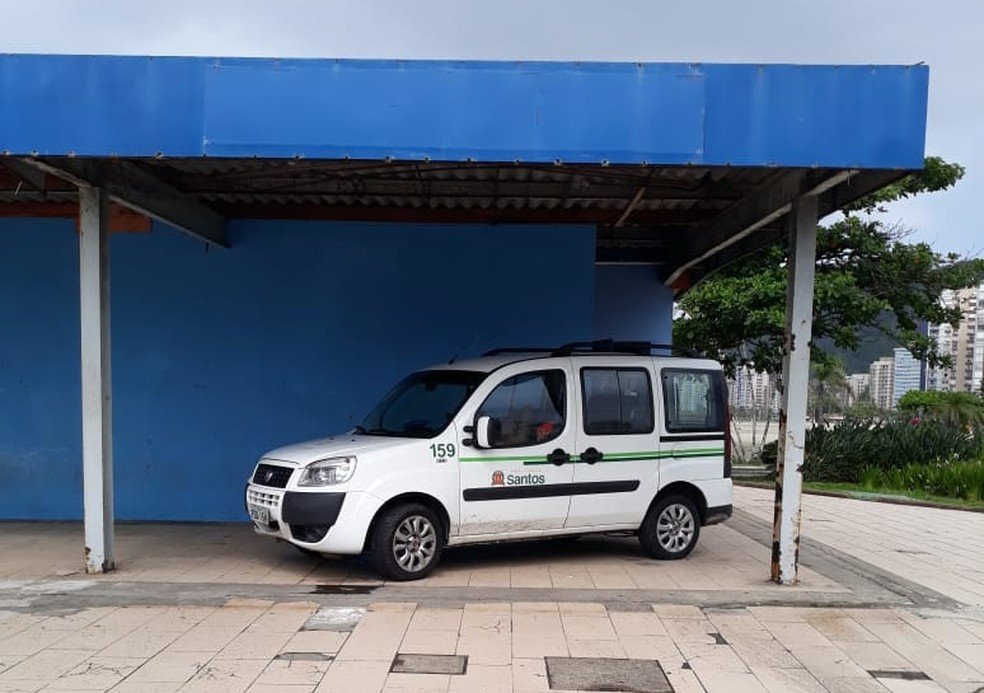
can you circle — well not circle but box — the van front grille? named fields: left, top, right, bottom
left=247, top=488, right=280, bottom=508
left=252, top=463, right=293, bottom=488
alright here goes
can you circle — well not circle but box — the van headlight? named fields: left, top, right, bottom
left=297, top=457, right=357, bottom=486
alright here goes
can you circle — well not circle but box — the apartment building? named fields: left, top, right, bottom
left=869, top=356, right=895, bottom=410
left=927, top=283, right=984, bottom=393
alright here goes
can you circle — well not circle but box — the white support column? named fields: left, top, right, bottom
left=79, top=187, right=115, bottom=573
left=771, top=195, right=818, bottom=585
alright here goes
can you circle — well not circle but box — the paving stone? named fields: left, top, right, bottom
left=390, top=653, right=468, bottom=675
left=302, top=607, right=365, bottom=632
left=544, top=656, right=672, bottom=692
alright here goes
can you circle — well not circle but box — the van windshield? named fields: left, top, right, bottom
left=359, top=370, right=486, bottom=439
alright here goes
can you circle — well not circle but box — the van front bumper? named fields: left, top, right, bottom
left=246, top=484, right=381, bottom=554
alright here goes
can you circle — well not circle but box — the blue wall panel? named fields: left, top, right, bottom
left=0, top=55, right=927, bottom=168
left=594, top=265, right=674, bottom=345
left=0, top=219, right=597, bottom=521
left=0, top=220, right=81, bottom=520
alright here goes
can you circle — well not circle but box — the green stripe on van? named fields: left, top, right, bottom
left=459, top=448, right=724, bottom=465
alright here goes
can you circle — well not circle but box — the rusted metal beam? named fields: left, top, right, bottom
left=0, top=201, right=151, bottom=232
left=20, top=158, right=227, bottom=246
left=0, top=157, right=48, bottom=191
left=663, top=169, right=858, bottom=287
left=613, top=186, right=647, bottom=228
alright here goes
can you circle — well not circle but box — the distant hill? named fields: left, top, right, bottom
left=816, top=326, right=897, bottom=375
left=815, top=314, right=927, bottom=375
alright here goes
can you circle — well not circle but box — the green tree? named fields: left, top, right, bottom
left=897, top=390, right=984, bottom=429
left=674, top=157, right=984, bottom=376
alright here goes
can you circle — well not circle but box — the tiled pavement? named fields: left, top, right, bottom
left=0, top=488, right=982, bottom=692
left=0, top=599, right=982, bottom=692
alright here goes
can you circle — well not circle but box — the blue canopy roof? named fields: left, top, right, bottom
left=0, top=55, right=927, bottom=168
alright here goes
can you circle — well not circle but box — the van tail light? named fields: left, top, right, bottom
left=723, top=395, right=733, bottom=479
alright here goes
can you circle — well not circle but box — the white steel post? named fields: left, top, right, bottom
left=79, top=187, right=115, bottom=573
left=771, top=195, right=818, bottom=585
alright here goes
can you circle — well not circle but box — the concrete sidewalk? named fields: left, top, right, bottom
left=0, top=519, right=843, bottom=596
left=1, top=489, right=982, bottom=692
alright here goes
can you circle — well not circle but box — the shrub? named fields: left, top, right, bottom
left=758, top=440, right=778, bottom=470
left=897, top=390, right=984, bottom=429
left=801, top=415, right=982, bottom=483
left=860, top=460, right=984, bottom=501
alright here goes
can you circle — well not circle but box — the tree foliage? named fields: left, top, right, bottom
left=897, top=390, right=984, bottom=429
left=674, top=157, right=984, bottom=376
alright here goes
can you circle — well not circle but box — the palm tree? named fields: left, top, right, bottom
left=809, top=358, right=849, bottom=425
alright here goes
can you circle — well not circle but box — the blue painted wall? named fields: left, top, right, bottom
left=0, top=219, right=598, bottom=520
left=594, top=265, right=674, bottom=345
left=0, top=219, right=81, bottom=520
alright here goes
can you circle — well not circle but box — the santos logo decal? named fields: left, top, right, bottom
left=491, top=470, right=546, bottom=486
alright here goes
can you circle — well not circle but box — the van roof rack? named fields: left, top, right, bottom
left=481, top=347, right=555, bottom=356
left=483, top=340, right=699, bottom=358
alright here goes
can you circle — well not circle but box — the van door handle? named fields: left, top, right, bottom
left=579, top=448, right=604, bottom=465
left=546, top=448, right=571, bottom=466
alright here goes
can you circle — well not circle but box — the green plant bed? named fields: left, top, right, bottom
left=736, top=478, right=984, bottom=511
left=801, top=416, right=982, bottom=483
left=860, top=460, right=983, bottom=502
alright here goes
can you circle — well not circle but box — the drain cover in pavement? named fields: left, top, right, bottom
left=311, top=583, right=377, bottom=595
left=391, top=653, right=468, bottom=675
left=868, top=670, right=931, bottom=680
left=545, top=657, right=672, bottom=692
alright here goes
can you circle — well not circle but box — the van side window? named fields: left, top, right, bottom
left=581, top=368, right=654, bottom=435
left=476, top=370, right=566, bottom=448
left=662, top=369, right=725, bottom=433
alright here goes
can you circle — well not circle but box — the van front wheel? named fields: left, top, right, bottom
left=369, top=503, right=444, bottom=581
left=639, top=495, right=700, bottom=560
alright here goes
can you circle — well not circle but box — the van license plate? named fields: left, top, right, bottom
left=248, top=505, right=270, bottom=525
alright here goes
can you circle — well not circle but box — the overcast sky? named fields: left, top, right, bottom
left=2, top=0, right=980, bottom=256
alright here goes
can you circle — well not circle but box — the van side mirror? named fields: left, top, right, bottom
left=475, top=416, right=493, bottom=448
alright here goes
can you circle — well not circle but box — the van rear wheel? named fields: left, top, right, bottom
left=639, top=494, right=700, bottom=560
left=369, top=503, right=444, bottom=581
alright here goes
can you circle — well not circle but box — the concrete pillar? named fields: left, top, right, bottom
left=79, top=187, right=115, bottom=573
left=771, top=195, right=818, bottom=584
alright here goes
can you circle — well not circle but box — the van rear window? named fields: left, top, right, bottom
left=661, top=369, right=726, bottom=433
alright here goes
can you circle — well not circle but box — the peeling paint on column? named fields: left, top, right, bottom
left=771, top=196, right=818, bottom=586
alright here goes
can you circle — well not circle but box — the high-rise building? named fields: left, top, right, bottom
left=844, top=373, right=870, bottom=407
left=927, top=283, right=984, bottom=393
left=891, top=348, right=922, bottom=406
left=869, top=357, right=894, bottom=410
left=727, top=367, right=778, bottom=414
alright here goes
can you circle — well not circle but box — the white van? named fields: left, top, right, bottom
left=245, top=341, right=732, bottom=580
